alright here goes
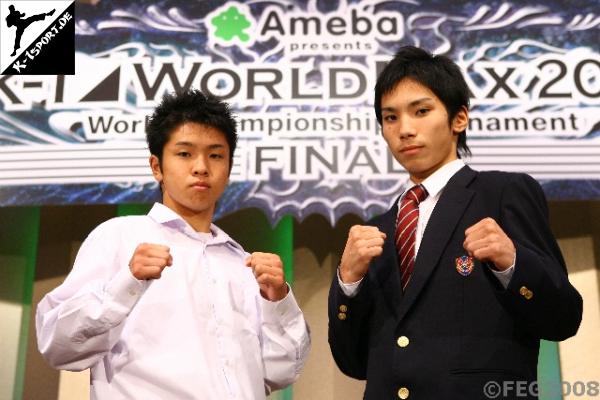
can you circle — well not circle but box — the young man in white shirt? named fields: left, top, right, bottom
left=328, top=46, right=582, bottom=400
left=36, top=89, right=311, bottom=400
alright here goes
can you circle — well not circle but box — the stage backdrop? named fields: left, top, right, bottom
left=0, top=0, right=599, bottom=223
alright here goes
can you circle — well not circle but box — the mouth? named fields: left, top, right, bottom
left=191, top=182, right=210, bottom=190
left=400, top=145, right=423, bottom=155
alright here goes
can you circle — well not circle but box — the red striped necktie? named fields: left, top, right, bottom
left=395, top=185, right=428, bottom=291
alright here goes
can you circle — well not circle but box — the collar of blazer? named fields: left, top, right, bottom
left=368, top=165, right=478, bottom=320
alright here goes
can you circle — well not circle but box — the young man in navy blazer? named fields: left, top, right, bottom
left=328, top=46, right=582, bottom=400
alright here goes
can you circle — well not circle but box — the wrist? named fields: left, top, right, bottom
left=339, top=264, right=362, bottom=284
left=262, top=284, right=288, bottom=302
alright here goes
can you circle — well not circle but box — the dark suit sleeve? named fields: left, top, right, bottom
left=493, top=173, right=582, bottom=341
left=328, top=273, right=373, bottom=379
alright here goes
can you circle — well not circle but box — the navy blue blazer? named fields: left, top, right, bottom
left=328, top=166, right=582, bottom=400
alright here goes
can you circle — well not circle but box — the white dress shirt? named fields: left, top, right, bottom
left=36, top=203, right=311, bottom=400
left=339, top=160, right=514, bottom=295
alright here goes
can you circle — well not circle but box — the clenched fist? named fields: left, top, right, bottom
left=463, top=217, right=516, bottom=271
left=339, top=225, right=386, bottom=283
left=129, top=243, right=173, bottom=280
left=245, top=252, right=288, bottom=302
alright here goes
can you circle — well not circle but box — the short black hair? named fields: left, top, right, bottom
left=375, top=46, right=471, bottom=158
left=146, top=89, right=238, bottom=168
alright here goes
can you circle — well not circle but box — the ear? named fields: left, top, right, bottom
left=451, top=106, right=469, bottom=135
left=149, top=155, right=163, bottom=183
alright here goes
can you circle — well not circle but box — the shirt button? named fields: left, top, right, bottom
left=128, top=289, right=137, bottom=296
left=398, top=387, right=410, bottom=399
left=339, top=304, right=348, bottom=313
left=338, top=312, right=347, bottom=321
left=397, top=336, right=409, bottom=348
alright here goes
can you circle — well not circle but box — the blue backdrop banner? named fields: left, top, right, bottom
left=0, top=0, right=598, bottom=223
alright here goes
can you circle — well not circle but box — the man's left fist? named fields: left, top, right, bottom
left=463, top=217, right=516, bottom=271
left=245, top=252, right=288, bottom=301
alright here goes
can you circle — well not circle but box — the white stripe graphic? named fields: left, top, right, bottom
left=1, top=138, right=600, bottom=185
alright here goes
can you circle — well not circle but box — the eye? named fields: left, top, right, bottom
left=209, top=153, right=225, bottom=159
left=176, top=151, right=191, bottom=158
left=416, top=108, right=430, bottom=116
left=383, top=114, right=397, bottom=122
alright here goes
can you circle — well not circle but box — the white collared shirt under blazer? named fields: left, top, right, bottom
left=36, top=203, right=311, bottom=400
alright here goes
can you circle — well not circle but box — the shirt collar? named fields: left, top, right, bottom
left=147, top=203, right=244, bottom=251
left=401, top=159, right=465, bottom=200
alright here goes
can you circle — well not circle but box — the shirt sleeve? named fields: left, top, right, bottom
left=489, top=256, right=516, bottom=289
left=35, top=220, right=149, bottom=371
left=337, top=268, right=363, bottom=297
left=257, top=285, right=311, bottom=393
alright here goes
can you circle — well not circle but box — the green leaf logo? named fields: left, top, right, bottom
left=211, top=6, right=251, bottom=42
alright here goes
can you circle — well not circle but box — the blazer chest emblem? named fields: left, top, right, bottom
left=455, top=255, right=475, bottom=276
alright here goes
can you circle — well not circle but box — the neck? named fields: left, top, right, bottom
left=409, top=156, right=459, bottom=185
left=178, top=210, right=213, bottom=233
left=162, top=200, right=213, bottom=232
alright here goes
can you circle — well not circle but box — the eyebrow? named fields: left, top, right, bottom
left=174, top=141, right=195, bottom=147
left=381, top=97, right=435, bottom=112
left=174, top=141, right=226, bottom=150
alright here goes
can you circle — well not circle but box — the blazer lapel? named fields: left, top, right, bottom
left=369, top=203, right=404, bottom=317
left=396, top=166, right=478, bottom=322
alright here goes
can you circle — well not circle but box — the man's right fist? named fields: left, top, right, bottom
left=339, top=225, right=386, bottom=283
left=129, top=243, right=172, bottom=280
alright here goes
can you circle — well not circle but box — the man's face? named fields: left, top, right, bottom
left=150, top=122, right=230, bottom=221
left=381, top=78, right=468, bottom=183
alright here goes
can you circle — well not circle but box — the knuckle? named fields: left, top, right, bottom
left=350, top=225, right=366, bottom=237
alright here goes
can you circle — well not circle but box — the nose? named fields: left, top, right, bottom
left=192, top=156, right=209, bottom=176
left=398, top=117, right=416, bottom=139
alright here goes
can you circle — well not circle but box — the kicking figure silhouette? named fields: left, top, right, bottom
left=5, top=5, right=55, bottom=56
